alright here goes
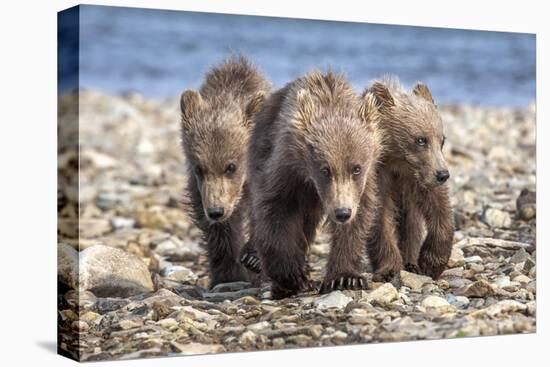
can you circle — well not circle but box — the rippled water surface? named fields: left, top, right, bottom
left=59, top=5, right=536, bottom=106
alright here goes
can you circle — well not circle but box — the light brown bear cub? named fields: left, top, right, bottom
left=179, top=56, right=270, bottom=287
left=241, top=71, right=382, bottom=298
left=366, top=77, right=453, bottom=281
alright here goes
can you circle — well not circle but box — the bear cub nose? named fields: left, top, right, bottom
left=436, top=170, right=450, bottom=184
left=334, top=208, right=352, bottom=223
left=207, top=207, right=224, bottom=220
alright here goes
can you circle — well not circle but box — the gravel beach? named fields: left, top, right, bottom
left=57, top=91, right=536, bottom=361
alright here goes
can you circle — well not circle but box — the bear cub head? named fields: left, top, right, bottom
left=369, top=77, right=449, bottom=188
left=180, top=89, right=264, bottom=222
left=288, top=72, right=381, bottom=224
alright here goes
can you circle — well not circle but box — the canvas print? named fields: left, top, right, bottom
left=57, top=5, right=536, bottom=362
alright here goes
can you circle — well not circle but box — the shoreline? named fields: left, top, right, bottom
left=57, top=90, right=536, bottom=361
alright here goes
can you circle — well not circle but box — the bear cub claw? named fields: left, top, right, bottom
left=319, top=274, right=367, bottom=294
left=240, top=251, right=262, bottom=274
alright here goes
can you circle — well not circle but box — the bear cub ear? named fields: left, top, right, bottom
left=412, top=83, right=434, bottom=104
left=359, top=91, right=380, bottom=126
left=369, top=82, right=395, bottom=110
left=180, top=90, right=205, bottom=128
left=294, top=88, right=315, bottom=127
left=244, top=92, right=266, bottom=126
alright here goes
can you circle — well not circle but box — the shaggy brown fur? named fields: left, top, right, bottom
left=180, top=56, right=271, bottom=287
left=240, top=71, right=382, bottom=298
left=366, top=77, right=454, bottom=280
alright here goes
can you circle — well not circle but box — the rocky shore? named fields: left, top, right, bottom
left=57, top=91, right=536, bottom=361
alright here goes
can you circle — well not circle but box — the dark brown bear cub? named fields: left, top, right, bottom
left=179, top=56, right=270, bottom=287
left=366, top=77, right=453, bottom=280
left=241, top=71, right=382, bottom=298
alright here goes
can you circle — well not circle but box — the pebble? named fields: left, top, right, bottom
left=361, top=283, right=398, bottom=305
left=469, top=263, right=485, bottom=272
left=464, top=255, right=483, bottom=263
left=308, top=325, right=324, bottom=339
left=523, top=258, right=536, bottom=272
left=247, top=321, right=271, bottom=332
left=512, top=274, right=531, bottom=284
left=447, top=247, right=465, bottom=267
left=421, top=295, right=451, bottom=309
left=457, top=279, right=495, bottom=298
left=81, top=149, right=118, bottom=169
left=172, top=342, right=225, bottom=355
left=162, top=265, right=197, bottom=283
left=72, top=320, right=90, bottom=332
left=446, top=277, right=467, bottom=289
left=158, top=318, right=179, bottom=330
left=493, top=276, right=511, bottom=288
left=400, top=271, right=432, bottom=291
left=111, top=217, right=135, bottom=229
left=79, top=219, right=113, bottom=238
left=314, top=291, right=353, bottom=310
left=483, top=208, right=512, bottom=228
left=211, top=281, right=252, bottom=292
left=518, top=205, right=536, bottom=221
left=118, top=319, right=143, bottom=330
left=447, top=295, right=470, bottom=308
left=154, top=236, right=202, bottom=261
left=238, top=331, right=257, bottom=346
left=509, top=248, right=530, bottom=264
left=331, top=331, right=348, bottom=342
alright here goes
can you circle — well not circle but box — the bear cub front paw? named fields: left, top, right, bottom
left=418, top=250, right=447, bottom=279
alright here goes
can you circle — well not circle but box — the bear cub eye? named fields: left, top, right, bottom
left=320, top=166, right=331, bottom=178
left=352, top=165, right=362, bottom=176
left=224, top=163, right=237, bottom=176
left=416, top=137, right=427, bottom=146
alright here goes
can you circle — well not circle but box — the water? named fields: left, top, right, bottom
left=60, top=5, right=536, bottom=106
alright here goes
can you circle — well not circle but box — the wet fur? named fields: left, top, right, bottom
left=180, top=56, right=271, bottom=287
left=366, top=76, right=454, bottom=280
left=241, top=71, right=381, bottom=298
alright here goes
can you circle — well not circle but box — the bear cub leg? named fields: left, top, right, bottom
left=319, top=221, right=369, bottom=294
left=366, top=192, right=404, bottom=282
left=398, top=201, right=425, bottom=274
left=206, top=218, right=249, bottom=287
left=417, top=188, right=454, bottom=279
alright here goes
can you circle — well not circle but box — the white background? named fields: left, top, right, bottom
left=0, top=0, right=545, bottom=366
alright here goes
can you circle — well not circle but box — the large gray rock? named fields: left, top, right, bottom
left=58, top=244, right=154, bottom=297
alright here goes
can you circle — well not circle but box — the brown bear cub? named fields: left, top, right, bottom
left=240, top=71, right=382, bottom=298
left=366, top=77, right=453, bottom=281
left=179, top=56, right=271, bottom=287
